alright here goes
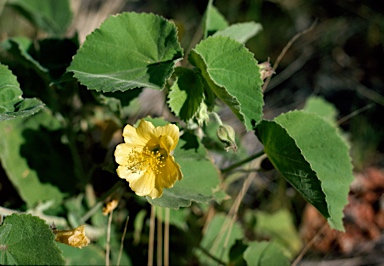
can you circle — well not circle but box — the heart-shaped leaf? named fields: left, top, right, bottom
left=68, top=12, right=183, bottom=92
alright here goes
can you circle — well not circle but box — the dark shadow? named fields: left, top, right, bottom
left=20, top=126, right=78, bottom=194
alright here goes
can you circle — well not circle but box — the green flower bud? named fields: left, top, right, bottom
left=216, top=124, right=237, bottom=152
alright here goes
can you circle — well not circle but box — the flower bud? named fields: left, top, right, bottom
left=258, top=61, right=275, bottom=80
left=216, top=124, right=237, bottom=152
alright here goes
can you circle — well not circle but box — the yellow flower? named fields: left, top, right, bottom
left=114, top=120, right=183, bottom=199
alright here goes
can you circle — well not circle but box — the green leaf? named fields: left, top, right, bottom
left=7, top=0, right=72, bottom=35
left=68, top=12, right=183, bottom=92
left=168, top=68, right=205, bottom=121
left=189, top=36, right=264, bottom=131
left=0, top=213, right=65, bottom=265
left=0, top=109, right=73, bottom=208
left=228, top=240, right=248, bottom=266
left=303, top=96, right=337, bottom=117
left=147, top=131, right=222, bottom=209
left=203, top=0, right=229, bottom=38
left=197, top=214, right=243, bottom=265
left=255, top=110, right=354, bottom=231
left=243, top=241, right=290, bottom=266
left=1, top=37, right=47, bottom=73
left=213, top=22, right=263, bottom=44
left=255, top=119, right=328, bottom=218
left=254, top=209, right=302, bottom=258
left=0, top=63, right=44, bottom=121
left=303, top=96, right=338, bottom=125
left=58, top=243, right=106, bottom=266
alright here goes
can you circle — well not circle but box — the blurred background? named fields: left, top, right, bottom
left=1, top=0, right=384, bottom=264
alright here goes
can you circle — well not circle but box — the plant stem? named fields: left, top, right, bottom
left=164, top=208, right=170, bottom=266
left=157, top=208, right=162, bottom=266
left=148, top=205, right=156, bottom=266
left=106, top=209, right=113, bottom=266
left=220, top=150, right=265, bottom=174
left=81, top=180, right=125, bottom=223
left=117, top=216, right=129, bottom=266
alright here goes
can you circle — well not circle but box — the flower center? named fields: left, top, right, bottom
left=126, top=145, right=167, bottom=175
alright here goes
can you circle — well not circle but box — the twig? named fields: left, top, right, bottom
left=106, top=209, right=114, bottom=266
left=148, top=205, right=156, bottom=266
left=117, top=215, right=129, bottom=266
left=220, top=173, right=254, bottom=260
left=337, top=103, right=374, bottom=125
left=263, top=19, right=318, bottom=92
left=164, top=208, right=170, bottom=266
left=291, top=224, right=327, bottom=266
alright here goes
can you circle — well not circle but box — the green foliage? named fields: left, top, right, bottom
left=0, top=214, right=65, bottom=265
left=243, top=241, right=290, bottom=266
left=213, top=22, right=263, bottom=44
left=6, top=0, right=72, bottom=35
left=196, top=214, right=243, bottom=265
left=168, top=68, right=205, bottom=121
left=303, top=96, right=338, bottom=124
left=189, top=36, right=264, bottom=130
left=255, top=110, right=354, bottom=231
left=0, top=63, right=44, bottom=120
left=68, top=12, right=183, bottom=92
left=253, top=209, right=302, bottom=258
left=0, top=0, right=358, bottom=264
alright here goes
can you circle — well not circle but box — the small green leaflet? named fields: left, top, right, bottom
left=168, top=68, right=205, bottom=121
left=255, top=110, right=354, bottom=231
left=0, top=214, right=65, bottom=265
left=189, top=36, right=264, bottom=131
left=68, top=12, right=183, bottom=92
left=0, top=63, right=44, bottom=121
left=213, top=22, right=263, bottom=44
left=202, top=0, right=229, bottom=38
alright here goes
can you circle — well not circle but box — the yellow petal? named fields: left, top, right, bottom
left=123, top=123, right=147, bottom=145
left=136, top=120, right=156, bottom=142
left=159, top=135, right=174, bottom=153
left=154, top=124, right=179, bottom=150
left=147, top=187, right=162, bottom=199
left=114, top=143, right=134, bottom=166
left=128, top=170, right=156, bottom=196
left=154, top=156, right=183, bottom=194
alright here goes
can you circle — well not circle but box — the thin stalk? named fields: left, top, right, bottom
left=81, top=180, right=125, bottom=223
left=117, top=216, right=129, bottom=266
left=106, top=209, right=113, bottom=266
left=220, top=150, right=265, bottom=174
left=196, top=246, right=226, bottom=266
left=164, top=208, right=170, bottom=266
left=263, top=19, right=318, bottom=93
left=157, top=208, right=163, bottom=266
left=148, top=205, right=156, bottom=266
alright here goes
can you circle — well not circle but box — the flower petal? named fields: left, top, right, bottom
left=159, top=135, right=174, bottom=154
left=123, top=124, right=147, bottom=146
left=136, top=120, right=156, bottom=142
left=114, top=143, right=134, bottom=165
left=154, top=156, right=183, bottom=194
left=154, top=124, right=179, bottom=150
left=129, top=170, right=156, bottom=196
